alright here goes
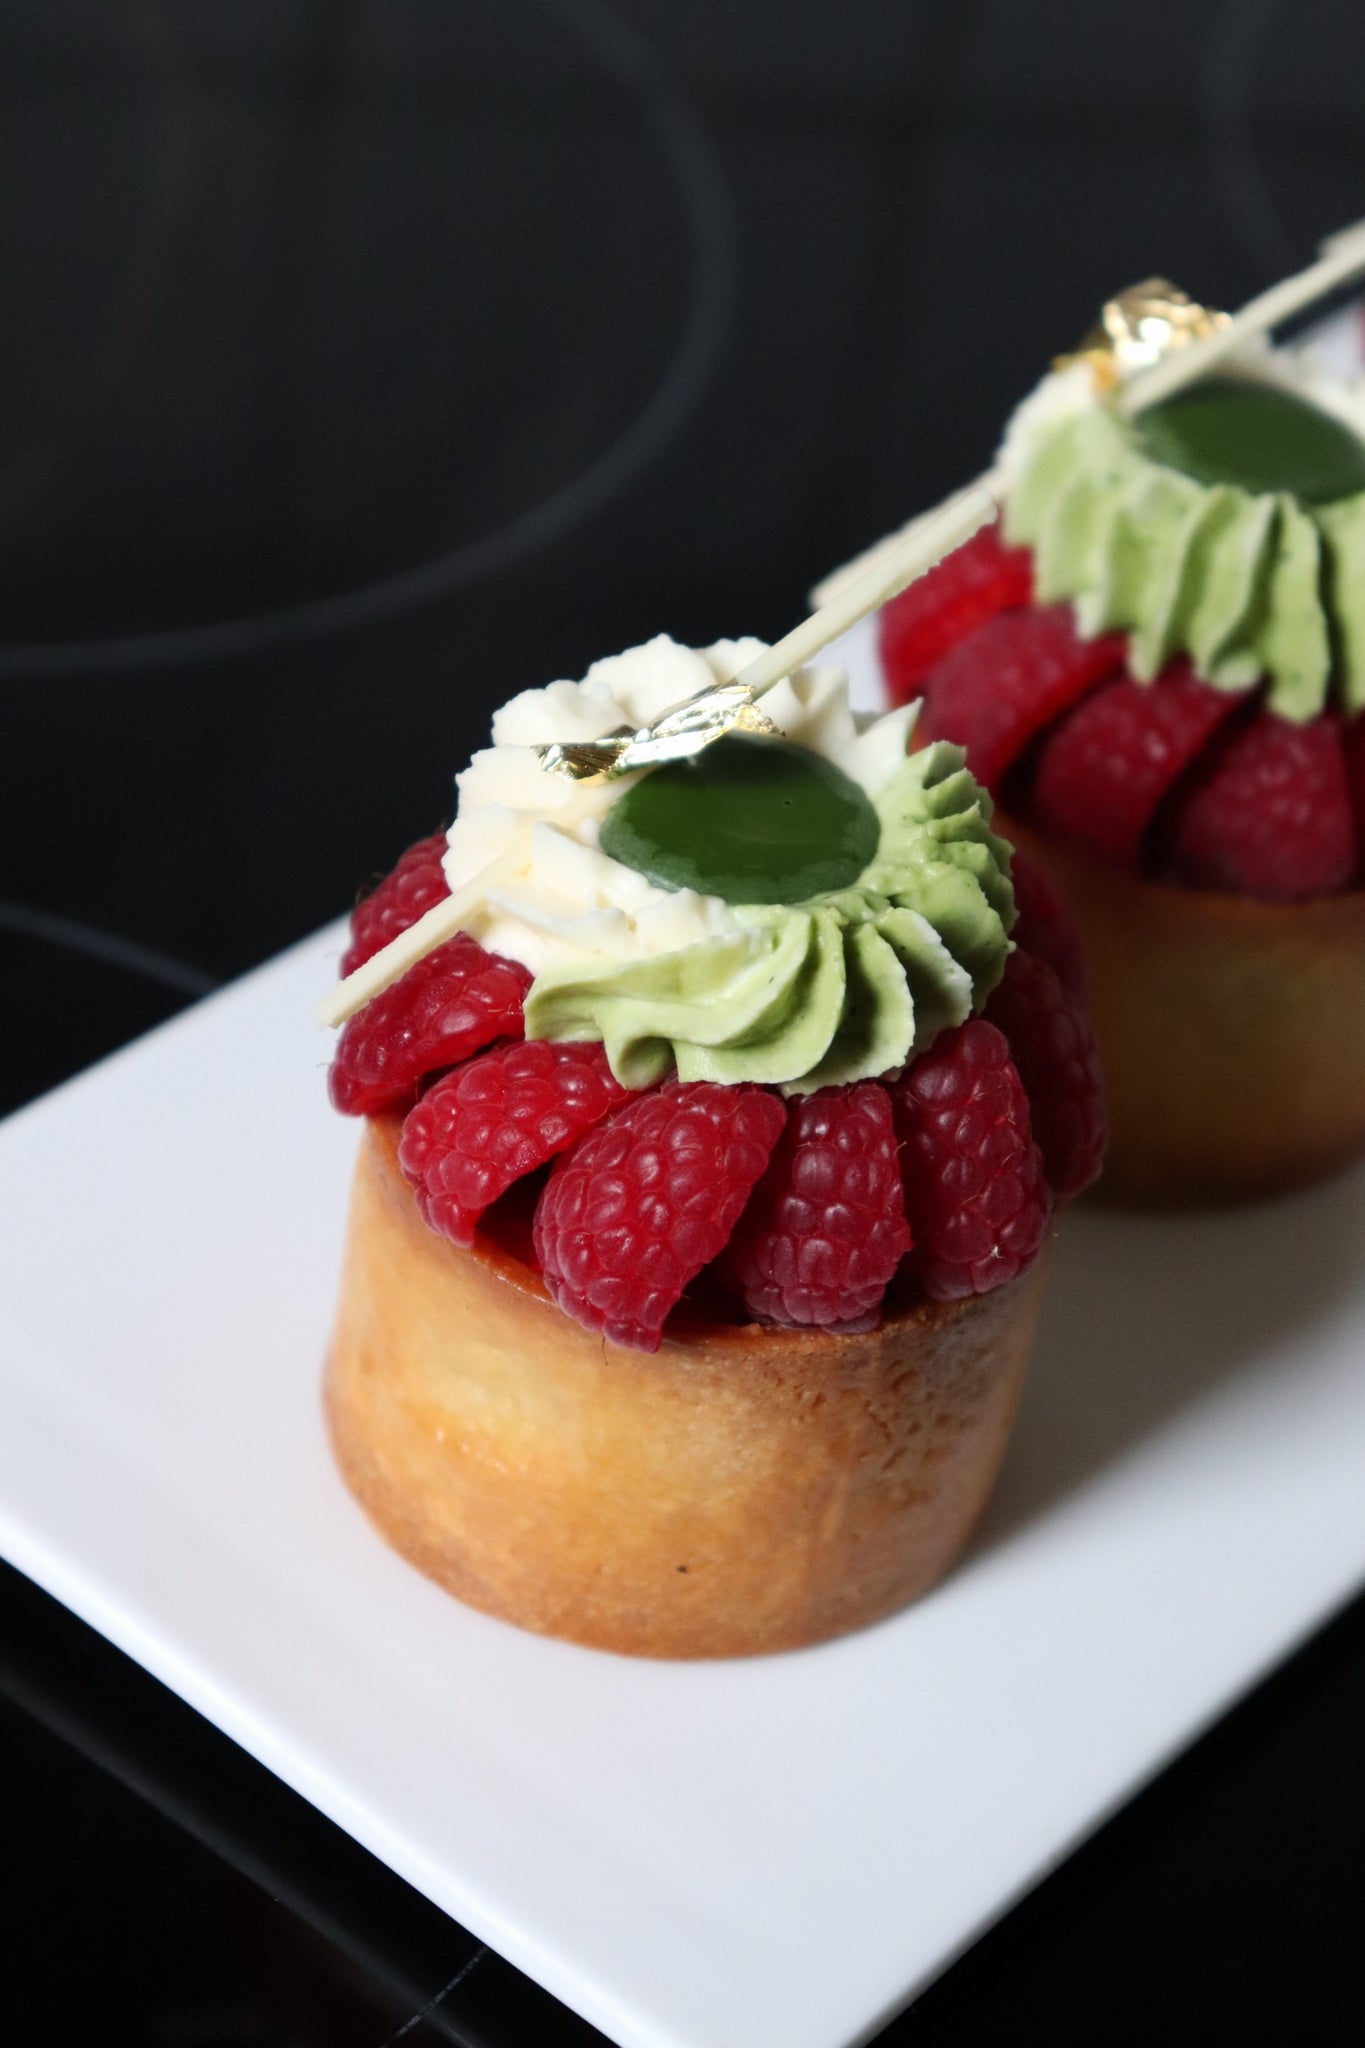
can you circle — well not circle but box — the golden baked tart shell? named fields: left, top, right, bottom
left=1001, top=811, right=1365, bottom=1205
left=326, top=1116, right=1053, bottom=1660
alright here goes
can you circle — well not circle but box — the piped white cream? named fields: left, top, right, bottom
left=443, top=636, right=919, bottom=977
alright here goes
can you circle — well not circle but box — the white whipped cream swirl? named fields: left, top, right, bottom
left=442, top=635, right=917, bottom=977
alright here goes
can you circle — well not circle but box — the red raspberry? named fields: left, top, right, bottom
left=1343, top=709, right=1365, bottom=875
left=985, top=948, right=1106, bottom=1199
left=342, top=833, right=450, bottom=976
left=1165, top=708, right=1356, bottom=900
left=891, top=1020, right=1050, bottom=1301
left=398, top=1039, right=628, bottom=1246
left=920, top=604, right=1126, bottom=791
left=534, top=1082, right=786, bottom=1351
left=1030, top=659, right=1244, bottom=867
left=328, top=935, right=532, bottom=1116
left=725, top=1084, right=910, bottom=1332
left=1009, top=847, right=1088, bottom=1003
left=879, top=525, right=1033, bottom=706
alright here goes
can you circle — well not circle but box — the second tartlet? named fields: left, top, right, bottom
left=875, top=332, right=1365, bottom=1201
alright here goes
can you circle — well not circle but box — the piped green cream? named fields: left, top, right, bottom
left=524, top=739, right=1013, bottom=1093
left=1003, top=368, right=1365, bottom=718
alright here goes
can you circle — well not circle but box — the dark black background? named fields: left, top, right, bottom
left=4, top=2, right=1365, bottom=2042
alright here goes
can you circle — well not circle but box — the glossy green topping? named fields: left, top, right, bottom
left=598, top=734, right=880, bottom=904
left=1006, top=382, right=1365, bottom=718
left=1135, top=378, right=1365, bottom=505
left=524, top=739, right=1014, bottom=1093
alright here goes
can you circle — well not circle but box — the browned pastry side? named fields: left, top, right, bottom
left=325, top=1115, right=1053, bottom=1659
left=1001, top=810, right=1365, bottom=1204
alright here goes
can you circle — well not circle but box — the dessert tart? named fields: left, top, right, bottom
left=848, top=278, right=1365, bottom=1202
left=320, top=635, right=1105, bottom=1658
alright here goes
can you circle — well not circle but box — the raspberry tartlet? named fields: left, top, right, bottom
left=871, top=332, right=1365, bottom=1202
left=322, top=638, right=1104, bottom=1657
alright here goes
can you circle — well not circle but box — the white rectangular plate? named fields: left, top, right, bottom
left=3, top=925, right=1365, bottom=2048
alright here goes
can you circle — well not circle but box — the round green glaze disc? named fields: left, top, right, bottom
left=1135, top=376, right=1365, bottom=504
left=599, top=734, right=880, bottom=905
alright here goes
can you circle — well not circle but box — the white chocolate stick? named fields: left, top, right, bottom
left=317, top=835, right=530, bottom=1028
left=322, top=223, right=1365, bottom=1031
left=738, top=479, right=998, bottom=698
left=1318, top=217, right=1365, bottom=264
left=318, top=486, right=997, bottom=1029
left=1116, top=215, right=1365, bottom=417
left=811, top=470, right=1006, bottom=610
left=815, top=217, right=1365, bottom=608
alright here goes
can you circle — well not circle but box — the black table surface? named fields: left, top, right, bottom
left=5, top=3, right=1365, bottom=2041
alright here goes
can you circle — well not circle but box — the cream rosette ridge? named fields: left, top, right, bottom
left=999, top=347, right=1365, bottom=719
left=440, top=636, right=1013, bottom=1095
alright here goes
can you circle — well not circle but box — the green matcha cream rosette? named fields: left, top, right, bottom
left=440, top=639, right=1015, bottom=1094
left=1002, top=351, right=1365, bottom=719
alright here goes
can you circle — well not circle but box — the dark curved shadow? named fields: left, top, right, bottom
left=977, top=1159, right=1365, bottom=1551
left=0, top=0, right=737, bottom=680
left=1204, top=0, right=1297, bottom=280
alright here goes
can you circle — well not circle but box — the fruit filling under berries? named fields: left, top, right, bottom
left=326, top=640, right=1105, bottom=1348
